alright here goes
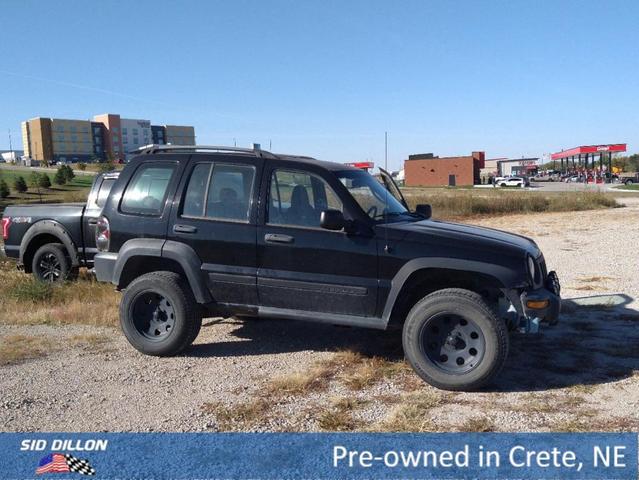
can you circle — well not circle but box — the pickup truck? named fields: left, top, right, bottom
left=1, top=172, right=119, bottom=282
left=618, top=172, right=639, bottom=185
left=92, top=144, right=561, bottom=391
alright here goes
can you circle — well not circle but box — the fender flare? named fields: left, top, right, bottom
left=380, top=257, right=520, bottom=326
left=20, top=220, right=80, bottom=268
left=112, top=239, right=212, bottom=304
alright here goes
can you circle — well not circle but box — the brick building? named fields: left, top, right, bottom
left=404, top=151, right=485, bottom=187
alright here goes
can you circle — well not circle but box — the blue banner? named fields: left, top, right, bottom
left=0, top=432, right=636, bottom=479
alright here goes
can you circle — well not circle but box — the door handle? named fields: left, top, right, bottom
left=265, top=233, right=294, bottom=244
left=87, top=218, right=98, bottom=226
left=173, top=224, right=198, bottom=234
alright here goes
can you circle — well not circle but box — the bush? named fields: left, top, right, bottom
left=13, top=176, right=28, bottom=193
left=54, top=167, right=67, bottom=185
left=0, top=179, right=9, bottom=198
left=78, top=163, right=87, bottom=171
left=98, top=161, right=115, bottom=173
left=62, top=165, right=75, bottom=182
left=29, top=171, right=40, bottom=188
left=38, top=173, right=52, bottom=189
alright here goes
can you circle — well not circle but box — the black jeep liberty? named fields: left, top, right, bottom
left=93, top=145, right=560, bottom=391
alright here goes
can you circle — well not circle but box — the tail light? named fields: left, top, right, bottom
left=1, top=217, right=10, bottom=240
left=95, top=216, right=110, bottom=252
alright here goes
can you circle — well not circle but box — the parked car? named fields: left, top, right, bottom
left=497, top=176, right=525, bottom=188
left=1, top=172, right=119, bottom=282
left=90, top=145, right=561, bottom=391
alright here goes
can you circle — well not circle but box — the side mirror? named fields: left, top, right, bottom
left=415, top=204, right=432, bottom=219
left=320, top=209, right=345, bottom=231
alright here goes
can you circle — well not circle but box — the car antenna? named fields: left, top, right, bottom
left=384, top=131, right=390, bottom=254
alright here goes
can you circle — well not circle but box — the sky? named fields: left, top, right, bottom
left=1, top=0, right=638, bottom=171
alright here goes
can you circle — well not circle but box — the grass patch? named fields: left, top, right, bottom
left=617, top=184, right=639, bottom=191
left=0, top=166, right=95, bottom=214
left=516, top=394, right=589, bottom=415
left=460, top=416, right=496, bottom=432
left=7, top=279, right=53, bottom=302
left=317, top=397, right=366, bottom=431
left=403, top=190, right=619, bottom=220
left=0, top=259, right=119, bottom=327
left=202, top=398, right=271, bottom=430
left=372, top=392, right=442, bottom=432
left=0, top=335, right=56, bottom=365
left=552, top=418, right=591, bottom=432
left=266, top=351, right=410, bottom=396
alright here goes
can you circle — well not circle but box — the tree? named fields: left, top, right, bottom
left=54, top=168, right=67, bottom=185
left=29, top=171, right=40, bottom=188
left=99, top=160, right=115, bottom=173
left=38, top=173, right=51, bottom=189
left=0, top=179, right=9, bottom=199
left=62, top=165, right=75, bottom=182
left=13, top=176, right=28, bottom=194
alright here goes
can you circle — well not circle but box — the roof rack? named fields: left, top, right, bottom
left=135, top=144, right=277, bottom=159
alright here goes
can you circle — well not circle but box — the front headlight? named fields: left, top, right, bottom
left=527, top=255, right=536, bottom=284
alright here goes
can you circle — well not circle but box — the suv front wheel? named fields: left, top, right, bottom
left=402, top=288, right=509, bottom=391
left=120, top=271, right=202, bottom=356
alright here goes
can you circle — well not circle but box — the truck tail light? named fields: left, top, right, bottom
left=96, top=216, right=110, bottom=252
left=1, top=217, right=10, bottom=240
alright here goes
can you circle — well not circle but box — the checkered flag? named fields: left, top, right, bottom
left=64, top=454, right=96, bottom=476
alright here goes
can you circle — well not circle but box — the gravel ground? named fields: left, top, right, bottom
left=2, top=197, right=639, bottom=432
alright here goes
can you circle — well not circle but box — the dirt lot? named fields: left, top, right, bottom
left=1, top=198, right=639, bottom=433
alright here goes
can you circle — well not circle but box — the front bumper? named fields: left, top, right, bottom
left=505, top=271, right=561, bottom=333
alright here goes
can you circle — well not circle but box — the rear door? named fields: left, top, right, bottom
left=256, top=163, right=378, bottom=317
left=166, top=155, right=261, bottom=307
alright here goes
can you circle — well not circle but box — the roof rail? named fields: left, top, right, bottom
left=135, top=144, right=277, bottom=159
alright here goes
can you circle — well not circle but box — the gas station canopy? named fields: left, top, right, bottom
left=551, top=144, right=626, bottom=160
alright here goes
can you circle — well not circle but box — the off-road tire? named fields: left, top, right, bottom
left=402, top=288, right=509, bottom=391
left=32, top=243, right=71, bottom=283
left=120, top=271, right=202, bottom=356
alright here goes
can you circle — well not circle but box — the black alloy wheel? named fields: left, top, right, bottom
left=420, top=313, right=486, bottom=374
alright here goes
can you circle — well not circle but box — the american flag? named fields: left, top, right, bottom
left=35, top=453, right=70, bottom=474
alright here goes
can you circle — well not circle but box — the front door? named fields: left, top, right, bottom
left=167, top=155, right=260, bottom=307
left=257, top=166, right=378, bottom=317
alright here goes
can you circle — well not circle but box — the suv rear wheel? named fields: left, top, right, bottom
left=120, top=271, right=202, bottom=356
left=402, top=288, right=509, bottom=391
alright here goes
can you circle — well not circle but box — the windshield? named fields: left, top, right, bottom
left=336, top=169, right=409, bottom=220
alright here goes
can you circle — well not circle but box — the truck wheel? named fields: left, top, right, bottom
left=120, top=271, right=202, bottom=356
left=402, top=288, right=509, bottom=391
left=626, top=180, right=634, bottom=186
left=32, top=243, right=71, bottom=283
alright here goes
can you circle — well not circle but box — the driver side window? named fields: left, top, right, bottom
left=268, top=170, right=342, bottom=228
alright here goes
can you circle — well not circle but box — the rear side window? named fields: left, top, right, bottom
left=121, top=164, right=176, bottom=215
left=181, top=163, right=255, bottom=222
left=96, top=178, right=116, bottom=207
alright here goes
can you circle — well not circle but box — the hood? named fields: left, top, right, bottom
left=386, top=218, right=540, bottom=256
